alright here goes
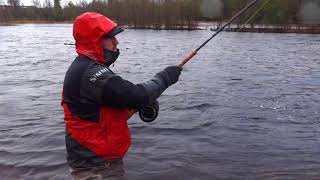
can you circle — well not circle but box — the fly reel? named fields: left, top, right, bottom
left=139, top=100, right=159, bottom=123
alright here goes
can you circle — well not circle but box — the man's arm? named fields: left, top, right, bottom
left=80, top=63, right=182, bottom=109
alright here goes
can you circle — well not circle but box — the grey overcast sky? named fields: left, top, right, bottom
left=19, top=0, right=87, bottom=6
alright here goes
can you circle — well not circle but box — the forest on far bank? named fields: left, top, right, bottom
left=0, top=0, right=319, bottom=30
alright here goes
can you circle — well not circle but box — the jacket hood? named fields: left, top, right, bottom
left=73, top=12, right=118, bottom=64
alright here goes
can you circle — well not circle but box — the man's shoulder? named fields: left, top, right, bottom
left=78, top=58, right=115, bottom=84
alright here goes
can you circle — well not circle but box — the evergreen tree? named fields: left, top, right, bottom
left=54, top=0, right=63, bottom=21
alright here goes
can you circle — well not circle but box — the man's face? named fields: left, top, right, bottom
left=101, top=36, right=118, bottom=51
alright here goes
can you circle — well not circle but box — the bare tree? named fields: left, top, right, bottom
left=32, top=0, right=41, bottom=7
left=0, top=0, right=5, bottom=5
left=77, top=0, right=88, bottom=8
left=54, top=0, right=63, bottom=21
left=43, top=0, right=52, bottom=8
left=7, top=0, right=20, bottom=7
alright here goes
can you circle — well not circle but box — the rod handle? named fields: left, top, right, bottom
left=179, top=51, right=197, bottom=67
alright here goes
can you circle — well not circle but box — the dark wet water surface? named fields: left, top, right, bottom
left=0, top=24, right=319, bottom=180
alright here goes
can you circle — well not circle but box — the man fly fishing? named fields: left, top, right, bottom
left=61, top=12, right=182, bottom=179
left=62, top=0, right=262, bottom=179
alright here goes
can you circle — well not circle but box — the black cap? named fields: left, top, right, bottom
left=104, top=26, right=124, bottom=38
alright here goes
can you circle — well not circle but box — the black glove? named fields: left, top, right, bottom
left=138, top=66, right=182, bottom=109
left=157, top=66, right=182, bottom=87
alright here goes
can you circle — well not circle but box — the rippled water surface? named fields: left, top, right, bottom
left=0, top=24, right=319, bottom=180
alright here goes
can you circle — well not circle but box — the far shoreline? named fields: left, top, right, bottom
left=0, top=21, right=203, bottom=30
left=0, top=21, right=73, bottom=25
left=1, top=21, right=320, bottom=34
left=222, top=27, right=320, bottom=34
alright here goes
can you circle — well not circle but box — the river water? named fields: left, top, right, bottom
left=0, top=24, right=319, bottom=180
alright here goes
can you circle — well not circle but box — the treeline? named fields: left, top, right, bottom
left=220, top=0, right=319, bottom=33
left=223, top=0, right=303, bottom=25
left=0, top=0, right=319, bottom=29
left=0, top=0, right=201, bottom=30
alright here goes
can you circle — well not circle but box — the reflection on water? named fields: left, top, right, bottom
left=0, top=24, right=319, bottom=180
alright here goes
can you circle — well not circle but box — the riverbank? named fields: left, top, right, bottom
left=210, top=24, right=320, bottom=34
left=0, top=21, right=202, bottom=30
left=0, top=21, right=204, bottom=31
left=2, top=21, right=320, bottom=34
left=225, top=28, right=320, bottom=34
left=0, top=20, right=73, bottom=26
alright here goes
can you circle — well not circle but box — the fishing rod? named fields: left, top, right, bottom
left=140, top=0, right=263, bottom=123
left=64, top=0, right=262, bottom=123
left=178, top=0, right=261, bottom=67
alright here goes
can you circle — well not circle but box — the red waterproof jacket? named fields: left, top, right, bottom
left=62, top=13, right=131, bottom=168
left=62, top=12, right=169, bottom=168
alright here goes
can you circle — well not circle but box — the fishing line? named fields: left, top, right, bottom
left=240, top=0, right=272, bottom=30
left=63, top=0, right=265, bottom=123
left=178, top=0, right=262, bottom=67
left=141, top=0, right=264, bottom=123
